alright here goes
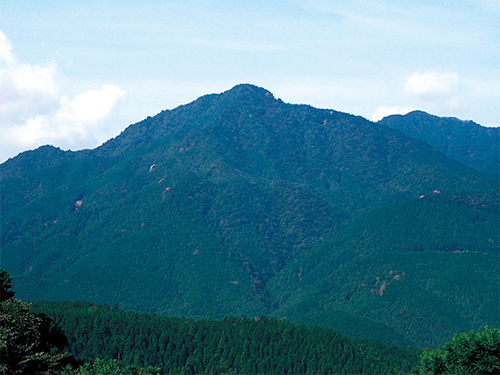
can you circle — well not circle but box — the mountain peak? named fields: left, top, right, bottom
left=216, top=84, right=276, bottom=105
left=224, top=83, right=274, bottom=98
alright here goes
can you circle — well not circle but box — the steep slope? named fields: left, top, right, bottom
left=379, top=111, right=499, bottom=176
left=270, top=191, right=499, bottom=348
left=1, top=85, right=497, bottom=343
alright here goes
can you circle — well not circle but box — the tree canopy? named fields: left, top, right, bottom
left=412, top=326, right=500, bottom=374
left=0, top=270, right=77, bottom=374
left=0, top=268, right=15, bottom=302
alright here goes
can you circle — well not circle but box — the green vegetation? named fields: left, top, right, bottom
left=0, top=268, right=15, bottom=302
left=1, top=269, right=497, bottom=375
left=379, top=110, right=500, bottom=176
left=285, top=310, right=414, bottom=348
left=0, top=269, right=77, bottom=374
left=1, top=84, right=498, bottom=350
left=62, top=359, right=160, bottom=375
left=411, top=326, right=500, bottom=374
left=31, top=300, right=419, bottom=374
left=271, top=192, right=499, bottom=348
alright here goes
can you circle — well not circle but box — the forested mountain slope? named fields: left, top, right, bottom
left=271, top=191, right=499, bottom=348
left=1, top=84, right=498, bottom=348
left=379, top=110, right=499, bottom=176
left=29, top=300, right=420, bottom=375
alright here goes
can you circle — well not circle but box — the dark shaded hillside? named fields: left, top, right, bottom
left=270, top=191, right=499, bottom=348
left=29, top=300, right=420, bottom=374
left=1, top=84, right=498, bottom=347
left=379, top=110, right=499, bottom=176
left=284, top=310, right=415, bottom=348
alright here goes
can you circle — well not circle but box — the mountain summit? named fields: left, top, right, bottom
left=2, top=84, right=498, bottom=348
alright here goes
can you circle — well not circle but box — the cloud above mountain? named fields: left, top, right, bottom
left=405, top=71, right=466, bottom=111
left=371, top=71, right=469, bottom=121
left=0, top=30, right=126, bottom=163
left=405, top=72, right=458, bottom=96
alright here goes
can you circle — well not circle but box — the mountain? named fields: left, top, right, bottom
left=378, top=110, right=499, bottom=176
left=1, top=84, right=498, bottom=348
left=269, top=191, right=499, bottom=348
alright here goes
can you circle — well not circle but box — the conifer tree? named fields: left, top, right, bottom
left=0, top=269, right=15, bottom=302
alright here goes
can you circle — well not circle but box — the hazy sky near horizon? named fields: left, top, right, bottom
left=1, top=0, right=499, bottom=162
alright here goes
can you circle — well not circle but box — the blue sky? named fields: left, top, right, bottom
left=0, top=0, right=498, bottom=162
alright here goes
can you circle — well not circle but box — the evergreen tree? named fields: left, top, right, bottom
left=0, top=269, right=15, bottom=302
left=62, top=358, right=160, bottom=375
left=412, top=326, right=500, bottom=374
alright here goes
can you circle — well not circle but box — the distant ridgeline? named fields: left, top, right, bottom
left=1, top=84, right=498, bottom=349
left=379, top=110, right=500, bottom=176
left=29, top=300, right=420, bottom=374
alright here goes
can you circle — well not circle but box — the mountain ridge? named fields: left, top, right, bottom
left=4, top=84, right=497, bottom=179
left=1, top=84, right=498, bottom=348
left=379, top=110, right=499, bottom=176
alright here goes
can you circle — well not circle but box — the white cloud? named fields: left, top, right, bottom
left=0, top=30, right=15, bottom=65
left=403, top=71, right=467, bottom=115
left=371, top=106, right=415, bottom=122
left=57, top=86, right=126, bottom=129
left=11, top=63, right=59, bottom=95
left=405, top=72, right=459, bottom=97
left=370, top=72, right=473, bottom=123
left=0, top=30, right=126, bottom=163
left=7, top=85, right=126, bottom=147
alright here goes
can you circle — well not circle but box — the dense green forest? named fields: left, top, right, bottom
left=2, top=268, right=497, bottom=374
left=29, top=300, right=419, bottom=374
left=1, top=84, right=498, bottom=353
left=411, top=326, right=500, bottom=375
left=271, top=191, right=499, bottom=348
left=379, top=110, right=499, bottom=176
